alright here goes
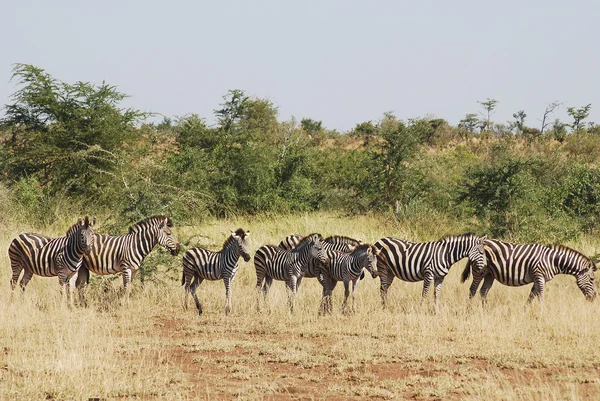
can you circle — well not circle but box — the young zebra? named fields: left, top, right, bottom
left=317, top=244, right=379, bottom=314
left=254, top=233, right=328, bottom=312
left=9, top=216, right=96, bottom=305
left=181, top=229, right=251, bottom=315
left=75, top=215, right=180, bottom=302
left=375, top=233, right=487, bottom=311
left=461, top=240, right=597, bottom=305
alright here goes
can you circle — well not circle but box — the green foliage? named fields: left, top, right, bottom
left=566, top=104, right=591, bottom=132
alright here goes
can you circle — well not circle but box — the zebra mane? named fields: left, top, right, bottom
left=324, top=235, right=362, bottom=245
left=352, top=243, right=374, bottom=253
left=440, top=232, right=479, bottom=242
left=128, top=215, right=173, bottom=234
left=65, top=216, right=93, bottom=236
left=222, top=228, right=248, bottom=248
left=295, top=233, right=322, bottom=248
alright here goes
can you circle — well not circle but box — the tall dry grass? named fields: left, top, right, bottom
left=1, top=213, right=600, bottom=400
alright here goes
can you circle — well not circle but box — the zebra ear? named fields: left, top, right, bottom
left=347, top=244, right=356, bottom=252
left=481, top=235, right=487, bottom=241
left=245, top=230, right=250, bottom=238
left=91, top=217, right=97, bottom=227
left=83, top=216, right=90, bottom=227
left=230, top=230, right=239, bottom=239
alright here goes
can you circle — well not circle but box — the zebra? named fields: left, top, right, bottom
left=9, top=216, right=96, bottom=305
left=181, top=229, right=251, bottom=315
left=75, top=215, right=180, bottom=302
left=375, top=233, right=487, bottom=311
left=254, top=233, right=328, bottom=312
left=461, top=239, right=597, bottom=305
left=278, top=234, right=363, bottom=283
left=317, top=244, right=379, bottom=314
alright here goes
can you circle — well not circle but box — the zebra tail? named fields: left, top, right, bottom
left=460, top=261, right=471, bottom=283
left=181, top=270, right=185, bottom=286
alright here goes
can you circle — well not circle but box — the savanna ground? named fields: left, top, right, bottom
left=1, top=213, right=600, bottom=400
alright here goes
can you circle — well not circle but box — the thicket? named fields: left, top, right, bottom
left=1, top=64, right=599, bottom=242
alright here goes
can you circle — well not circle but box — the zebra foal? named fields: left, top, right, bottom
left=182, top=229, right=251, bottom=315
left=317, top=244, right=379, bottom=314
left=76, top=215, right=180, bottom=302
left=461, top=239, right=597, bottom=305
left=375, top=233, right=487, bottom=311
left=254, top=233, right=328, bottom=312
left=9, top=216, right=96, bottom=305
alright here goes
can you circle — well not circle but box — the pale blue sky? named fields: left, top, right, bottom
left=1, top=0, right=598, bottom=131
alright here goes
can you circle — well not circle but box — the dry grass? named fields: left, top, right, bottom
left=1, top=213, right=600, bottom=400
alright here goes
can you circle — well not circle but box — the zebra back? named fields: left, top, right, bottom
left=304, top=235, right=363, bottom=278
left=278, top=234, right=303, bottom=251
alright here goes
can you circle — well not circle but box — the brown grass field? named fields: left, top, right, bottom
left=1, top=213, right=600, bottom=400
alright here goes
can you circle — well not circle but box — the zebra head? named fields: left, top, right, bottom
left=575, top=259, right=597, bottom=302
left=350, top=244, right=380, bottom=279
left=307, top=234, right=329, bottom=265
left=230, top=228, right=251, bottom=262
left=467, top=234, right=487, bottom=273
left=74, top=216, right=96, bottom=255
left=156, top=217, right=180, bottom=256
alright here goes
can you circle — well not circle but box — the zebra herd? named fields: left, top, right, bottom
left=7, top=215, right=598, bottom=314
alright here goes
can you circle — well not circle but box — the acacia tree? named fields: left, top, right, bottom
left=567, top=104, right=592, bottom=132
left=0, top=64, right=144, bottom=198
left=478, top=98, right=498, bottom=132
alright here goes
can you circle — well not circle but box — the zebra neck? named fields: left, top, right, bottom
left=221, top=241, right=240, bottom=260
left=347, top=254, right=365, bottom=277
left=132, top=229, right=158, bottom=258
left=62, top=231, right=86, bottom=270
left=291, top=245, right=312, bottom=271
left=551, top=249, right=580, bottom=276
left=442, top=240, right=470, bottom=267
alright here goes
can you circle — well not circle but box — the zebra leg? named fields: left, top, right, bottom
left=67, top=273, right=78, bottom=309
left=182, top=272, right=194, bottom=311
left=263, top=276, right=273, bottom=300
left=58, top=270, right=69, bottom=308
left=10, top=262, right=23, bottom=292
left=122, top=269, right=133, bottom=300
left=379, top=269, right=394, bottom=309
left=527, top=275, right=546, bottom=304
left=351, top=279, right=358, bottom=313
left=19, top=269, right=34, bottom=292
left=421, top=269, right=434, bottom=300
left=191, top=277, right=204, bottom=315
left=433, top=276, right=445, bottom=314
left=479, top=274, right=495, bottom=307
left=223, top=277, right=233, bottom=316
left=468, top=271, right=485, bottom=300
left=75, top=267, right=89, bottom=307
left=341, top=280, right=350, bottom=314
left=286, top=277, right=298, bottom=313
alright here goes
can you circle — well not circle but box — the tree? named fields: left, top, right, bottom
left=511, top=110, right=526, bottom=134
left=0, top=64, right=144, bottom=197
left=458, top=113, right=479, bottom=140
left=539, top=101, right=561, bottom=135
left=567, top=104, right=591, bottom=132
left=478, top=98, right=498, bottom=131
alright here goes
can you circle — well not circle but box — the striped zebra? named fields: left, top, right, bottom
left=317, top=244, right=379, bottom=314
left=9, top=216, right=96, bottom=305
left=461, top=239, right=597, bottom=305
left=75, top=215, right=180, bottom=301
left=254, top=233, right=328, bottom=312
left=181, top=229, right=251, bottom=315
left=278, top=234, right=363, bottom=283
left=375, top=233, right=487, bottom=311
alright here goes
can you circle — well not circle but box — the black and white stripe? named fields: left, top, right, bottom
left=254, top=233, right=328, bottom=312
left=317, top=244, right=379, bottom=314
left=182, top=229, right=251, bottom=315
left=461, top=239, right=597, bottom=304
left=9, top=216, right=95, bottom=304
left=76, top=215, right=180, bottom=301
left=375, top=233, right=487, bottom=310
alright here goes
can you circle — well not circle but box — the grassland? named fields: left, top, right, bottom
left=1, top=213, right=600, bottom=400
